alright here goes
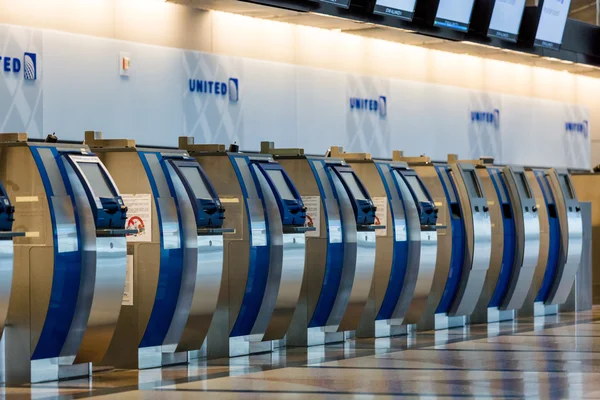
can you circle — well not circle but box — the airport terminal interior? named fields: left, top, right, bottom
left=1, top=0, right=600, bottom=398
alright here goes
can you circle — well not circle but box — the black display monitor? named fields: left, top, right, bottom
left=488, top=0, right=527, bottom=42
left=266, top=169, right=296, bottom=201
left=180, top=166, right=212, bottom=199
left=316, top=0, right=351, bottom=8
left=534, top=0, right=571, bottom=50
left=78, top=162, right=115, bottom=198
left=434, top=0, right=475, bottom=32
left=373, top=0, right=417, bottom=21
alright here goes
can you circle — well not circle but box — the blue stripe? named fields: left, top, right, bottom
left=307, top=159, right=345, bottom=328
left=375, top=163, right=409, bottom=320
left=230, top=155, right=271, bottom=337
left=31, top=147, right=83, bottom=360
left=534, top=171, right=561, bottom=303
left=435, top=166, right=466, bottom=314
left=487, top=168, right=516, bottom=307
left=139, top=151, right=185, bottom=347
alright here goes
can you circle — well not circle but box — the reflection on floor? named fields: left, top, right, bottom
left=5, top=307, right=600, bottom=399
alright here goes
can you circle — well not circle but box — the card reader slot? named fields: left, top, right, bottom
left=197, top=227, right=236, bottom=235
left=283, top=226, right=316, bottom=234
left=96, top=228, right=139, bottom=237
left=357, top=224, right=386, bottom=232
left=0, top=231, right=25, bottom=239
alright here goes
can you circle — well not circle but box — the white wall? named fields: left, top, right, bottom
left=0, top=0, right=597, bottom=167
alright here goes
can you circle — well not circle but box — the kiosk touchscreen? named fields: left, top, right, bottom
left=0, top=133, right=130, bottom=384
left=180, top=138, right=310, bottom=358
left=86, top=132, right=227, bottom=369
left=533, top=168, right=583, bottom=316
left=262, top=143, right=380, bottom=346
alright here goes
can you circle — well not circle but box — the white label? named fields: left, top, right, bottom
left=122, top=255, right=133, bottom=306
left=302, top=196, right=321, bottom=237
left=372, top=197, right=388, bottom=237
left=121, top=194, right=152, bottom=243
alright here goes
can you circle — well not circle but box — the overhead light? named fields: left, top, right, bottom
left=500, top=48, right=538, bottom=57
left=542, top=56, right=574, bottom=64
left=460, top=41, right=497, bottom=50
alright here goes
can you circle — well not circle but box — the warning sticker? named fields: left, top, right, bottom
left=372, top=197, right=388, bottom=237
left=121, top=194, right=152, bottom=243
left=122, top=255, right=133, bottom=306
left=302, top=196, right=320, bottom=237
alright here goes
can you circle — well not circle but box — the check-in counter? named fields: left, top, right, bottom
left=260, top=143, right=379, bottom=346
left=87, top=132, right=227, bottom=368
left=470, top=163, right=541, bottom=323
left=532, top=168, right=583, bottom=315
left=396, top=154, right=492, bottom=330
left=328, top=148, right=438, bottom=338
left=0, top=133, right=129, bottom=383
left=180, top=138, right=310, bottom=357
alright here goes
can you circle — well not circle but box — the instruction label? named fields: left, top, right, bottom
left=122, top=255, right=133, bottom=306
left=121, top=194, right=152, bottom=243
left=302, top=196, right=321, bottom=237
left=372, top=197, right=388, bottom=237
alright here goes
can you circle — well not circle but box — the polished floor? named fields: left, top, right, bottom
left=4, top=307, right=600, bottom=399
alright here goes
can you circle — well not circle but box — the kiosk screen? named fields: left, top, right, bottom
left=180, top=166, right=212, bottom=199
left=78, top=162, right=115, bottom=198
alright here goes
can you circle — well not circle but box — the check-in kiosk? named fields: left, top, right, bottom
left=86, top=131, right=227, bottom=368
left=395, top=153, right=492, bottom=330
left=0, top=133, right=129, bottom=384
left=260, top=143, right=379, bottom=346
left=327, top=148, right=438, bottom=338
left=470, top=162, right=541, bottom=323
left=532, top=168, right=583, bottom=316
left=179, top=137, right=309, bottom=357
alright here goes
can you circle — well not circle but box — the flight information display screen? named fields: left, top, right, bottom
left=488, top=0, right=527, bottom=42
left=535, top=0, right=571, bottom=50
left=316, top=0, right=351, bottom=8
left=341, top=172, right=367, bottom=200
left=78, top=162, right=115, bottom=198
left=180, top=166, right=212, bottom=199
left=373, top=0, right=417, bottom=21
left=266, top=169, right=296, bottom=201
left=434, top=0, right=476, bottom=32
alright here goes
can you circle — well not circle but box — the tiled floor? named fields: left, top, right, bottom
left=5, top=308, right=600, bottom=399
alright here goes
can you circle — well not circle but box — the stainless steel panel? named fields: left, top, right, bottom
left=395, top=169, right=437, bottom=325
left=0, top=239, right=14, bottom=337
left=547, top=170, right=583, bottom=305
left=502, top=167, right=541, bottom=311
left=449, top=163, right=492, bottom=317
left=162, top=161, right=202, bottom=353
